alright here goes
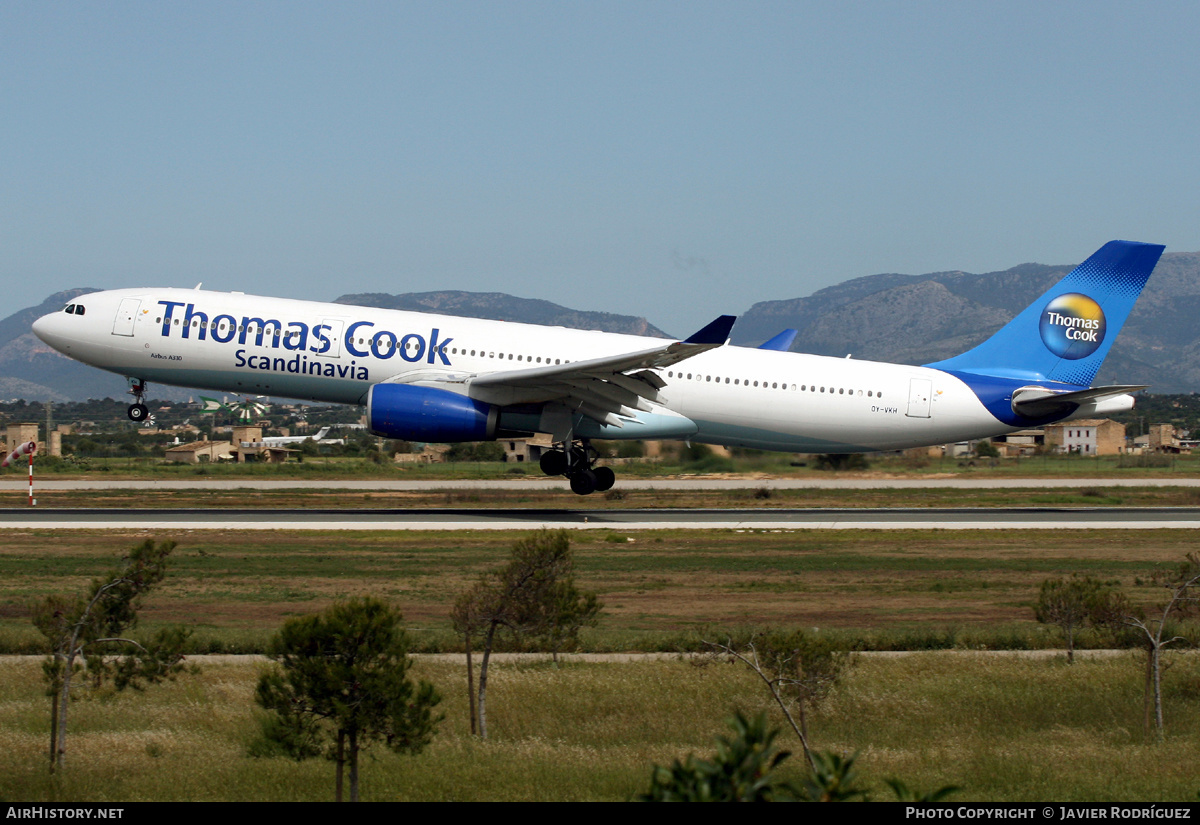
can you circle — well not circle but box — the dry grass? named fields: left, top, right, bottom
left=3, top=652, right=1199, bottom=801
left=0, top=528, right=1195, bottom=653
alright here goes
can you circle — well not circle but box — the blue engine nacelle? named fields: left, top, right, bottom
left=367, top=383, right=498, bottom=442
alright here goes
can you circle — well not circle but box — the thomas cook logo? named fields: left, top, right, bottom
left=1039, top=293, right=1105, bottom=360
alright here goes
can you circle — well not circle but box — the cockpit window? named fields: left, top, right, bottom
left=62, top=304, right=85, bottom=315
left=75, top=305, right=85, bottom=315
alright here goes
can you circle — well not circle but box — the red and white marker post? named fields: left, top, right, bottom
left=2, top=441, right=37, bottom=505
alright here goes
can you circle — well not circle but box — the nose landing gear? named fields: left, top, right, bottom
left=539, top=439, right=616, bottom=496
left=127, top=379, right=149, bottom=422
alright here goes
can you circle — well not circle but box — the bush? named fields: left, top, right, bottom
left=815, top=454, right=870, bottom=471
left=445, top=442, right=506, bottom=462
left=974, top=440, right=1000, bottom=458
left=615, top=441, right=645, bottom=458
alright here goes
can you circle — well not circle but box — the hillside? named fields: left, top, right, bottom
left=733, top=251, right=1200, bottom=392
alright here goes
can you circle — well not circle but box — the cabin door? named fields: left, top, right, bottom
left=906, top=378, right=932, bottom=418
left=112, top=298, right=140, bottom=337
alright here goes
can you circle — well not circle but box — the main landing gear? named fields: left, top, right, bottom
left=127, top=379, right=149, bottom=423
left=539, top=439, right=616, bottom=496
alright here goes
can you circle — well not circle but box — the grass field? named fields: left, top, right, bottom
left=3, top=652, right=1199, bottom=801
left=0, top=527, right=1195, bottom=653
left=5, top=521, right=1200, bottom=801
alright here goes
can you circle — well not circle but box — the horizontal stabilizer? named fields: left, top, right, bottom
left=1011, top=384, right=1146, bottom=419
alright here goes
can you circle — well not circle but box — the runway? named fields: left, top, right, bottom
left=3, top=476, right=1200, bottom=491
left=3, top=506, right=1200, bottom=530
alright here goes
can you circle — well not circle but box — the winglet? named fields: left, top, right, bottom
left=758, top=329, right=798, bottom=352
left=684, top=315, right=736, bottom=345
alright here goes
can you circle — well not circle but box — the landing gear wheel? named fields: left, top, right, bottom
left=540, top=449, right=569, bottom=476
left=554, top=437, right=619, bottom=495
left=127, top=378, right=149, bottom=422
left=592, top=466, right=615, bottom=492
left=569, top=469, right=597, bottom=496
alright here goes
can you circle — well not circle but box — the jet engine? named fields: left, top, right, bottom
left=366, top=383, right=498, bottom=442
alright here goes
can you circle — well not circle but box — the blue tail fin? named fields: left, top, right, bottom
left=926, top=240, right=1164, bottom=386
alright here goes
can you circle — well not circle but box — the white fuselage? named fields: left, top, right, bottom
left=33, top=287, right=1117, bottom=453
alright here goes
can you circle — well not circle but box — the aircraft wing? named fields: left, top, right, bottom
left=464, top=315, right=736, bottom=428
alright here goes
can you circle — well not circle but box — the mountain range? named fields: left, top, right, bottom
left=731, top=251, right=1200, bottom=392
left=5, top=249, right=1199, bottom=401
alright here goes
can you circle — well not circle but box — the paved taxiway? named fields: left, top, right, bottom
left=2, top=506, right=1200, bottom=530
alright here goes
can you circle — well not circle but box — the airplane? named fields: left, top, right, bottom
left=245, top=426, right=346, bottom=448
left=31, top=240, right=1164, bottom=494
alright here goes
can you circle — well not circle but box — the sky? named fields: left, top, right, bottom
left=3, top=1, right=1199, bottom=336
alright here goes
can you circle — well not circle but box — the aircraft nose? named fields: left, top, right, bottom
left=32, top=313, right=52, bottom=342
left=32, top=311, right=70, bottom=352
